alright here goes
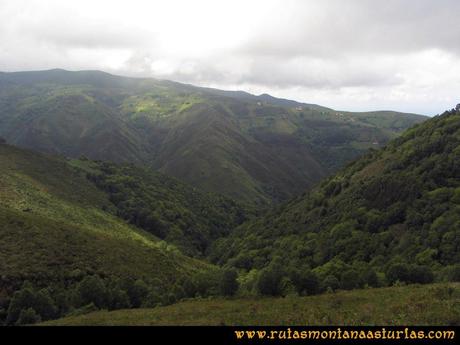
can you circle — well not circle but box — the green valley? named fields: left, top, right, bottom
left=74, top=158, right=253, bottom=257
left=1, top=0, right=459, bottom=334
left=0, top=70, right=457, bottom=328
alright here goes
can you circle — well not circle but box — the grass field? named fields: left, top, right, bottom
left=43, top=283, right=460, bottom=326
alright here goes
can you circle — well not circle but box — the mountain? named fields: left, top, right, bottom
left=0, top=69, right=427, bottom=205
left=0, top=142, right=238, bottom=324
left=0, top=142, right=215, bottom=286
left=211, top=106, right=460, bottom=290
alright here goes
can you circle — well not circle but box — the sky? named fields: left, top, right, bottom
left=0, top=0, right=459, bottom=115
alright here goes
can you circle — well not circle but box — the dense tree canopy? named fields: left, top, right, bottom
left=211, top=106, right=460, bottom=291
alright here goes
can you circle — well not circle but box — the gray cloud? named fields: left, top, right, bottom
left=235, top=56, right=404, bottom=89
left=239, top=0, right=460, bottom=58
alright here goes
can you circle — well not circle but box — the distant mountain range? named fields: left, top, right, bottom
left=0, top=69, right=427, bottom=205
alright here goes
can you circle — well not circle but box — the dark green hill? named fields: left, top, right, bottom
left=211, top=106, right=460, bottom=289
left=0, top=69, right=426, bottom=205
left=72, top=158, right=252, bottom=257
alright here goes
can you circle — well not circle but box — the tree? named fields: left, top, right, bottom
left=180, top=276, right=197, bottom=298
left=6, top=285, right=36, bottom=325
left=107, top=286, right=131, bottom=310
left=340, top=270, right=361, bottom=290
left=322, top=275, right=340, bottom=291
left=77, top=275, right=107, bottom=308
left=16, top=308, right=41, bottom=325
left=0, top=137, right=6, bottom=144
left=386, top=263, right=410, bottom=284
left=127, top=279, right=150, bottom=308
left=142, top=290, right=163, bottom=308
left=450, top=264, right=460, bottom=282
left=408, top=265, right=434, bottom=284
left=362, top=268, right=379, bottom=287
left=34, top=289, right=57, bottom=320
left=193, top=270, right=221, bottom=297
left=290, top=268, right=319, bottom=295
left=6, top=282, right=57, bottom=324
left=219, top=269, right=239, bottom=296
left=257, top=265, right=284, bottom=296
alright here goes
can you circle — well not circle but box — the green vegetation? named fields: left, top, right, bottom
left=0, top=143, right=222, bottom=324
left=0, top=69, right=426, bottom=205
left=42, top=283, right=460, bottom=325
left=3, top=267, right=239, bottom=325
left=3, top=70, right=458, bottom=327
left=73, top=159, right=252, bottom=256
left=211, top=106, right=460, bottom=293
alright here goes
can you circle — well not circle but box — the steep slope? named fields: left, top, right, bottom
left=0, top=69, right=427, bottom=204
left=151, top=102, right=325, bottom=204
left=0, top=71, right=153, bottom=163
left=0, top=143, right=209, bottom=297
left=73, top=158, right=252, bottom=257
left=211, top=106, right=460, bottom=288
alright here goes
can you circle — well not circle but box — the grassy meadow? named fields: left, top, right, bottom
left=43, top=283, right=460, bottom=326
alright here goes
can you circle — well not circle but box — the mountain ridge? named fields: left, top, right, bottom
left=0, top=69, right=427, bottom=205
left=210, top=105, right=460, bottom=291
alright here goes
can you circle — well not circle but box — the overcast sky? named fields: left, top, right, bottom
left=1, top=0, right=459, bottom=115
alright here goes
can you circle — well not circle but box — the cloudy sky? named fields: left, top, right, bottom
left=1, top=0, right=459, bottom=115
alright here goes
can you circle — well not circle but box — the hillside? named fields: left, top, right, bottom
left=42, top=283, right=460, bottom=326
left=0, top=143, right=224, bottom=324
left=72, top=159, right=252, bottom=257
left=211, top=106, right=460, bottom=289
left=0, top=69, right=426, bottom=205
